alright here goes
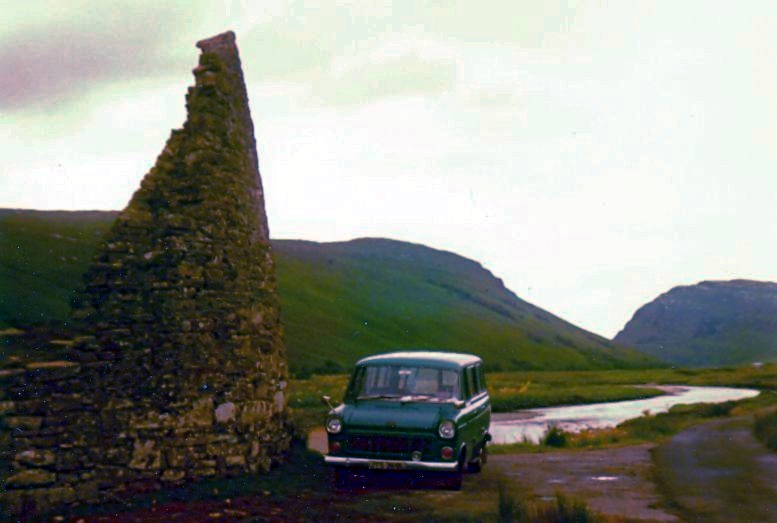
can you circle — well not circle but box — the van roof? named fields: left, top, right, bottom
left=355, top=350, right=482, bottom=369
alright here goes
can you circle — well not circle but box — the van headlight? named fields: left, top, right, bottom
left=438, top=420, right=455, bottom=439
left=326, top=417, right=343, bottom=434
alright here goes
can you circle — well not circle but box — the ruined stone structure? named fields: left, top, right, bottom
left=0, top=32, right=290, bottom=515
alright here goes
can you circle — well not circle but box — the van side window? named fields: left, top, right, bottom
left=460, top=369, right=470, bottom=399
left=466, top=366, right=477, bottom=399
left=478, top=364, right=487, bottom=392
left=473, top=364, right=483, bottom=393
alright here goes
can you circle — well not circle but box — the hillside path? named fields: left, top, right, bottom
left=653, top=416, right=777, bottom=523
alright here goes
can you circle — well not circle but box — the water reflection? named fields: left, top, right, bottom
left=490, top=386, right=759, bottom=444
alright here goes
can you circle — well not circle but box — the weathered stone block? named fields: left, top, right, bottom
left=4, top=416, right=43, bottom=431
left=194, top=466, right=216, bottom=477
left=1, top=485, right=78, bottom=517
left=214, top=402, right=236, bottom=424
left=24, top=361, right=80, bottom=382
left=273, top=391, right=285, bottom=413
left=180, top=397, right=214, bottom=427
left=131, top=411, right=173, bottom=431
left=103, top=446, right=132, bottom=466
left=240, top=401, right=271, bottom=424
left=5, top=469, right=57, bottom=488
left=15, top=449, right=56, bottom=468
left=162, top=469, right=186, bottom=483
left=54, top=451, right=83, bottom=472
left=129, top=439, right=162, bottom=470
left=225, top=455, right=246, bottom=467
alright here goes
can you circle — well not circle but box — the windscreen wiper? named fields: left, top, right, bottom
left=356, top=394, right=401, bottom=401
left=400, top=394, right=433, bottom=404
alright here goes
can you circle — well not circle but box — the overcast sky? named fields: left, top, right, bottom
left=2, top=1, right=777, bottom=338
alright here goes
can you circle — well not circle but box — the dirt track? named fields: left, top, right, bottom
left=653, top=416, right=777, bottom=522
left=491, top=415, right=777, bottom=523
left=491, top=445, right=678, bottom=522
left=309, top=427, right=675, bottom=521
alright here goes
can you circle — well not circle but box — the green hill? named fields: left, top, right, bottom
left=0, top=209, right=114, bottom=329
left=0, top=209, right=657, bottom=373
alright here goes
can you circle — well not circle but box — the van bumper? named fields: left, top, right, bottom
left=324, top=455, right=459, bottom=471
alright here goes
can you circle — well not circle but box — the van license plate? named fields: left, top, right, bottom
left=369, top=461, right=405, bottom=470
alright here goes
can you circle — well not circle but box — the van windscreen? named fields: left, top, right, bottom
left=356, top=365, right=460, bottom=401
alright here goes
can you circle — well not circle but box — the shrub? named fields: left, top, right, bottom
left=498, top=480, right=526, bottom=522
left=496, top=490, right=600, bottom=523
left=533, top=493, right=600, bottom=523
left=697, top=401, right=735, bottom=418
left=542, top=425, right=568, bottom=448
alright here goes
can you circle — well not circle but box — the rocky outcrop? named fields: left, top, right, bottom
left=615, top=280, right=777, bottom=366
left=0, top=31, right=290, bottom=516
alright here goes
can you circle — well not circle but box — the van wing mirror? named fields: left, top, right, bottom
left=321, top=395, right=334, bottom=410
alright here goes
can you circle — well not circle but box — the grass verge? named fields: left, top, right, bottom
left=491, top=390, right=777, bottom=454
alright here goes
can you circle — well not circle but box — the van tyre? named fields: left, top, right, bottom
left=467, top=444, right=487, bottom=473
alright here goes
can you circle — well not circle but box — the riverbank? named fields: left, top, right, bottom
left=490, top=385, right=760, bottom=444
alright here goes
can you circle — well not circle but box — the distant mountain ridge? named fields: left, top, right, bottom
left=0, top=209, right=657, bottom=373
left=615, top=280, right=777, bottom=366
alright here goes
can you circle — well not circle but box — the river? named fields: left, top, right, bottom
left=490, top=385, right=760, bottom=444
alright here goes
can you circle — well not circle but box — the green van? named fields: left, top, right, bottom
left=323, top=351, right=491, bottom=489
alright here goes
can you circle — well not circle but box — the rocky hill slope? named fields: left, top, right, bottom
left=615, top=280, right=777, bottom=366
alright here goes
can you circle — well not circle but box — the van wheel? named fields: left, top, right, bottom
left=467, top=447, right=486, bottom=474
left=467, top=444, right=487, bottom=473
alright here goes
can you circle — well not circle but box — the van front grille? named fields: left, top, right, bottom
left=349, top=434, right=429, bottom=454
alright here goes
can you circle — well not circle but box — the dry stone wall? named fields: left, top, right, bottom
left=0, top=31, right=290, bottom=516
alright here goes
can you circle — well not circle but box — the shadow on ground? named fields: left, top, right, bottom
left=42, top=443, right=456, bottom=522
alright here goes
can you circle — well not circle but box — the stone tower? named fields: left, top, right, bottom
left=0, top=31, right=290, bottom=514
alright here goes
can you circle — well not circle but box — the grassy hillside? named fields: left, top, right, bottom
left=0, top=209, right=657, bottom=373
left=276, top=239, right=655, bottom=374
left=0, top=209, right=113, bottom=329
